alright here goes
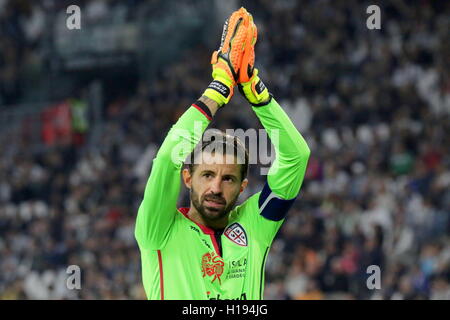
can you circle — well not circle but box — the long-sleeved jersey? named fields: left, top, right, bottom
left=135, top=98, right=310, bottom=299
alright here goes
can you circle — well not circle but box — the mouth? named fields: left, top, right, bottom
left=203, top=198, right=226, bottom=209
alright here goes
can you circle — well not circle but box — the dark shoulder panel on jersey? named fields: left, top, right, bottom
left=258, top=182, right=296, bottom=221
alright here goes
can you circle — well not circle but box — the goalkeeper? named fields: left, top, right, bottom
left=135, top=7, right=310, bottom=300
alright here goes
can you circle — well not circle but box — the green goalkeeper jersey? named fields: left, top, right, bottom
left=135, top=98, right=310, bottom=300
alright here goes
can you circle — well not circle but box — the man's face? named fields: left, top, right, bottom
left=183, top=152, right=248, bottom=225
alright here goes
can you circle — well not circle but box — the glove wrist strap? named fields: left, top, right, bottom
left=239, top=74, right=270, bottom=106
left=203, top=78, right=233, bottom=107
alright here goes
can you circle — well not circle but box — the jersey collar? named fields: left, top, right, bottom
left=178, top=207, right=219, bottom=235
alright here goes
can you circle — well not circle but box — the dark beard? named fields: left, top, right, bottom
left=190, top=187, right=239, bottom=224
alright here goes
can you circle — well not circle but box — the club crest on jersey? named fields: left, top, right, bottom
left=224, top=223, right=248, bottom=246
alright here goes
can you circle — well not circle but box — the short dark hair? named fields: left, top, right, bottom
left=187, top=130, right=249, bottom=181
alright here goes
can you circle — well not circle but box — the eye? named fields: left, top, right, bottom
left=223, top=176, right=234, bottom=183
left=203, top=173, right=212, bottom=178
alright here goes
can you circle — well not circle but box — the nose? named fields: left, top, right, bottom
left=208, top=176, right=223, bottom=195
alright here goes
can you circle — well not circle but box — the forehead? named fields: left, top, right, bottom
left=194, top=152, right=241, bottom=175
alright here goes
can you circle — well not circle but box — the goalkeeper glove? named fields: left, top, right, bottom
left=237, top=15, right=271, bottom=106
left=238, top=68, right=271, bottom=106
left=203, top=7, right=255, bottom=107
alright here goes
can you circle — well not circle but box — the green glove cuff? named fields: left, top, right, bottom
left=203, top=68, right=234, bottom=107
left=238, top=69, right=270, bottom=106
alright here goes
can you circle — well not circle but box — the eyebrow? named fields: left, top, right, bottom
left=200, top=170, right=238, bottom=180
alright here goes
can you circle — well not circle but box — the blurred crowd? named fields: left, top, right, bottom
left=0, top=0, right=149, bottom=105
left=1, top=0, right=449, bottom=299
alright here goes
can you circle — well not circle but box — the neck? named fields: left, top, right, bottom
left=187, top=204, right=228, bottom=230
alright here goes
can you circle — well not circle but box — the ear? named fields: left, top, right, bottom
left=239, top=178, right=249, bottom=193
left=182, top=168, right=192, bottom=189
